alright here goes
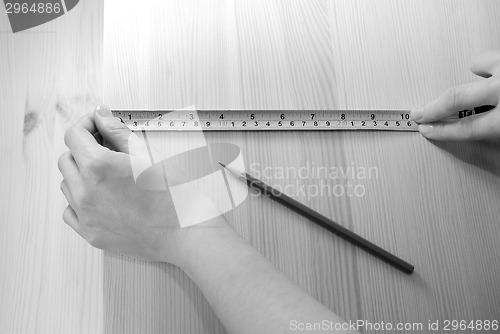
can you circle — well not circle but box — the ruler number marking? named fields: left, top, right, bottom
left=116, top=110, right=418, bottom=132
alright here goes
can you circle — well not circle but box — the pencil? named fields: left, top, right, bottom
left=219, top=162, right=414, bottom=275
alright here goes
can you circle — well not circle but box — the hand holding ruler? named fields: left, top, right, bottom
left=112, top=107, right=493, bottom=132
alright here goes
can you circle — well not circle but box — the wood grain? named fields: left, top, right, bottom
left=328, top=1, right=500, bottom=329
left=0, top=1, right=104, bottom=333
left=104, top=1, right=500, bottom=333
left=1, top=0, right=500, bottom=333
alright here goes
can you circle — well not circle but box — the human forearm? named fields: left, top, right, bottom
left=60, top=108, right=358, bottom=334
left=178, top=217, right=358, bottom=334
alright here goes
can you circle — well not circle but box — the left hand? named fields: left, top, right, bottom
left=58, top=106, right=225, bottom=265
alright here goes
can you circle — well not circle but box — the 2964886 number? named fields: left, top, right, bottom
left=5, top=2, right=61, bottom=14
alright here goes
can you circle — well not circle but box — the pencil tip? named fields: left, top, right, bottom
left=218, top=162, right=226, bottom=168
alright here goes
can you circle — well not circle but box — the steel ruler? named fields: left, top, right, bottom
left=111, top=108, right=490, bottom=132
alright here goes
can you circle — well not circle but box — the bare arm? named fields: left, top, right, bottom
left=180, top=218, right=356, bottom=334
left=58, top=106, right=359, bottom=334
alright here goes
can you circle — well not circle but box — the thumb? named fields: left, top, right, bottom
left=94, top=105, right=136, bottom=154
left=93, top=106, right=165, bottom=160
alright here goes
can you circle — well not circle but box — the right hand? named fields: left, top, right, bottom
left=410, top=50, right=500, bottom=140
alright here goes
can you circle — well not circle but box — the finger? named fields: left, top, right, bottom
left=60, top=180, right=79, bottom=208
left=60, top=180, right=72, bottom=201
left=94, top=106, right=154, bottom=156
left=64, top=113, right=108, bottom=168
left=411, top=79, right=500, bottom=123
left=418, top=107, right=500, bottom=140
left=62, top=205, right=86, bottom=239
left=58, top=151, right=80, bottom=181
left=94, top=105, right=133, bottom=153
left=470, top=50, right=500, bottom=78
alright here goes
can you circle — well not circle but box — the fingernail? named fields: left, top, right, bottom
left=410, top=106, right=424, bottom=122
left=419, top=124, right=433, bottom=135
left=95, top=105, right=113, bottom=117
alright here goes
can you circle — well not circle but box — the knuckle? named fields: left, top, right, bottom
left=106, top=118, right=127, bottom=131
left=84, top=155, right=102, bottom=171
left=62, top=206, right=78, bottom=228
left=470, top=52, right=485, bottom=68
left=79, top=217, right=97, bottom=236
left=87, top=234, right=104, bottom=249
left=82, top=151, right=108, bottom=175
left=487, top=79, right=500, bottom=95
left=57, top=155, right=64, bottom=172
left=63, top=126, right=75, bottom=147
left=62, top=207, right=71, bottom=224
left=57, top=151, right=70, bottom=172
left=488, top=50, right=500, bottom=64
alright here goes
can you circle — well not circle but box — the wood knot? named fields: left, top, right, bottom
left=23, top=111, right=39, bottom=135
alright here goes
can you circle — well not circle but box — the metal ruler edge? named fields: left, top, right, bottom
left=111, top=107, right=491, bottom=132
left=111, top=109, right=419, bottom=132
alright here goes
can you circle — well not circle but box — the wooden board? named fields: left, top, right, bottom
left=0, top=0, right=104, bottom=333
left=103, top=1, right=500, bottom=333
left=1, top=0, right=500, bottom=333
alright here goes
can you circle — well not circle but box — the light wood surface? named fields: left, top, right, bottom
left=1, top=0, right=500, bottom=333
left=0, top=1, right=104, bottom=333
